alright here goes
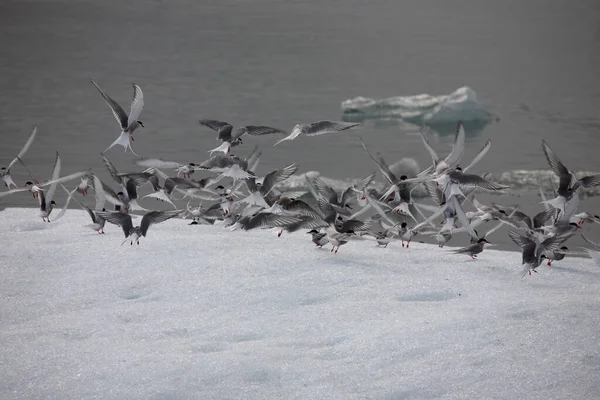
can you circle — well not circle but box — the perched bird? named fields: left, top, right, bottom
left=326, top=228, right=356, bottom=254
left=453, top=238, right=491, bottom=259
left=274, top=121, right=360, bottom=146
left=91, top=80, right=144, bottom=155
left=97, top=209, right=183, bottom=245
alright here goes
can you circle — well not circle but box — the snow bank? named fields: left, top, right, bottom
left=341, top=87, right=495, bottom=126
left=1, top=208, right=599, bottom=399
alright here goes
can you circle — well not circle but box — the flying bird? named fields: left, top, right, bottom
left=91, top=80, right=144, bottom=156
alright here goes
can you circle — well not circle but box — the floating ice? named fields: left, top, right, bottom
left=341, top=86, right=496, bottom=129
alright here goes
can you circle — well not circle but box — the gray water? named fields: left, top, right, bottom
left=1, top=0, right=599, bottom=249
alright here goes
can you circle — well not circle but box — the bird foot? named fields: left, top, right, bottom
left=130, top=136, right=135, bottom=142
left=277, top=231, right=282, bottom=237
left=402, top=242, right=405, bottom=247
left=547, top=261, right=552, bottom=266
left=130, top=241, right=133, bottom=246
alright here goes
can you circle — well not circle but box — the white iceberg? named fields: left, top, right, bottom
left=1, top=207, right=598, bottom=399
left=341, top=86, right=495, bottom=127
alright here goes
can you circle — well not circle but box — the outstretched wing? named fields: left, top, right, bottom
left=45, top=152, right=61, bottom=204
left=7, top=126, right=38, bottom=171
left=233, top=125, right=287, bottom=140
left=360, top=138, right=398, bottom=185
left=305, top=121, right=360, bottom=136
left=91, top=80, right=129, bottom=129
left=96, top=211, right=133, bottom=238
left=127, top=83, right=144, bottom=127
left=261, top=163, right=298, bottom=196
left=541, top=140, right=570, bottom=194
left=140, top=210, right=183, bottom=236
left=199, top=119, right=234, bottom=141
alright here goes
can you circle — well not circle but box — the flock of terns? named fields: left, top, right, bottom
left=2, top=81, right=600, bottom=277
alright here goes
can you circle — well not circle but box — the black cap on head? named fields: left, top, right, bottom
left=102, top=208, right=106, bottom=212
left=345, top=229, right=355, bottom=234
left=400, top=175, right=407, bottom=180
left=216, top=185, right=225, bottom=190
left=307, top=229, right=318, bottom=234
left=50, top=200, right=56, bottom=205
left=25, top=181, right=33, bottom=185
left=189, top=162, right=196, bottom=166
left=456, top=166, right=463, bottom=171
left=138, top=121, right=144, bottom=127
left=560, top=246, right=568, bottom=251
left=401, top=222, right=407, bottom=228
left=117, top=191, right=124, bottom=196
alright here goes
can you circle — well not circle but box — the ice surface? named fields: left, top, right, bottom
left=1, top=207, right=600, bottom=399
left=341, top=87, right=495, bottom=127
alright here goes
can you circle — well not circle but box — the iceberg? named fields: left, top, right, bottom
left=1, top=207, right=599, bottom=399
left=341, top=86, right=496, bottom=133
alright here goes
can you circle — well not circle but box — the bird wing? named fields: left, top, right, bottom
left=127, top=83, right=144, bottom=128
left=7, top=126, right=38, bottom=171
left=91, top=80, right=128, bottom=129
left=281, top=199, right=323, bottom=219
left=234, top=125, right=286, bottom=140
left=449, top=171, right=509, bottom=191
left=532, top=208, right=555, bottom=229
left=312, top=177, right=338, bottom=204
left=96, top=211, right=133, bottom=237
left=199, top=119, right=234, bottom=141
left=240, top=212, right=302, bottom=230
left=45, top=152, right=61, bottom=203
left=305, top=121, right=360, bottom=136
left=443, top=122, right=466, bottom=169
left=581, top=235, right=600, bottom=251
left=198, top=153, right=236, bottom=170
left=140, top=210, right=183, bottom=236
left=424, top=181, right=445, bottom=206
left=101, top=154, right=123, bottom=186
left=360, top=138, right=398, bottom=185
left=419, top=128, right=441, bottom=166
left=508, top=230, right=533, bottom=249
left=541, top=140, right=571, bottom=195
left=462, top=139, right=491, bottom=173
left=261, top=163, right=298, bottom=196
left=68, top=188, right=97, bottom=223
left=576, top=174, right=600, bottom=190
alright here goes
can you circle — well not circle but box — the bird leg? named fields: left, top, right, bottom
left=401, top=241, right=405, bottom=247
left=547, top=261, right=552, bottom=266
left=130, top=136, right=135, bottom=141
left=277, top=230, right=282, bottom=237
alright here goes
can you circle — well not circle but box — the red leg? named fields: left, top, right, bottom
left=130, top=136, right=135, bottom=141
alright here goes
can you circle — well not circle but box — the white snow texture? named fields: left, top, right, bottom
left=1, top=207, right=599, bottom=400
